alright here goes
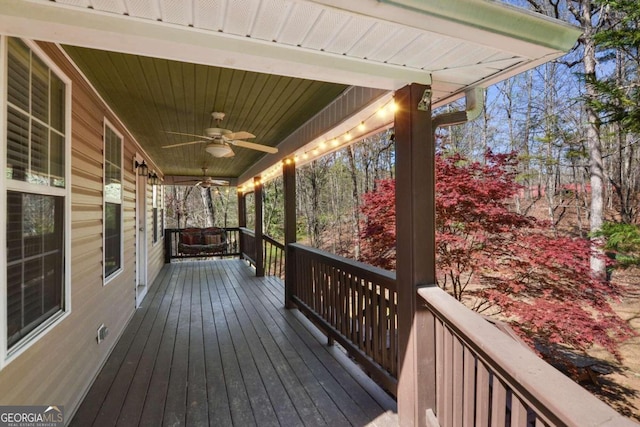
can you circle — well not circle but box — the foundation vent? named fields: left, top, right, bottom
left=97, top=324, right=109, bottom=344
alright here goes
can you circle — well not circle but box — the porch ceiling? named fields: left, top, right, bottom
left=0, top=0, right=581, bottom=181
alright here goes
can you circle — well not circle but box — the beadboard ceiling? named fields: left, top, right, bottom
left=0, top=0, right=580, bottom=181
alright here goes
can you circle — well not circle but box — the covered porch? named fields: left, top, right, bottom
left=1, top=0, right=633, bottom=425
left=71, top=259, right=397, bottom=426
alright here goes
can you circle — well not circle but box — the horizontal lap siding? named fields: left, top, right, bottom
left=0, top=41, right=164, bottom=419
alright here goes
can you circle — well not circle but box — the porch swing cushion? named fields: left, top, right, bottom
left=178, top=227, right=227, bottom=255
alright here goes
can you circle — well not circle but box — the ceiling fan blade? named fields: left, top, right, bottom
left=162, top=140, right=206, bottom=148
left=230, top=140, right=278, bottom=154
left=225, top=131, right=255, bottom=140
left=165, top=131, right=212, bottom=139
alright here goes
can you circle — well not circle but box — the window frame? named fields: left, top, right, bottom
left=0, top=37, right=72, bottom=368
left=152, top=183, right=164, bottom=245
left=103, top=118, right=124, bottom=284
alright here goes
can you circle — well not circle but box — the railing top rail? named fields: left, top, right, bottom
left=418, top=286, right=635, bottom=427
left=239, top=227, right=255, bottom=237
left=263, top=234, right=285, bottom=250
left=165, top=227, right=240, bottom=232
left=290, top=243, right=396, bottom=290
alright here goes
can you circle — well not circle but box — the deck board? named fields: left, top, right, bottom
left=71, top=259, right=398, bottom=426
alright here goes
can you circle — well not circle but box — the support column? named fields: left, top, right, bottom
left=283, top=158, right=297, bottom=309
left=238, top=190, right=246, bottom=257
left=254, top=176, right=264, bottom=277
left=395, top=84, right=436, bottom=426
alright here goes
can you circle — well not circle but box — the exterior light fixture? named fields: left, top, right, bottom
left=134, top=160, right=148, bottom=176
left=148, top=172, right=160, bottom=185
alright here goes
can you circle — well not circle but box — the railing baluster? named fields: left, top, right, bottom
left=436, top=319, right=446, bottom=426
left=475, top=361, right=491, bottom=425
left=511, top=397, right=528, bottom=426
left=491, top=377, right=508, bottom=427
left=463, top=347, right=475, bottom=425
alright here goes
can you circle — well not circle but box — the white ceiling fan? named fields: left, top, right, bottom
left=174, top=168, right=229, bottom=188
left=163, top=112, right=278, bottom=158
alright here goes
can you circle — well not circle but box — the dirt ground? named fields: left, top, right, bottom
left=582, top=267, right=640, bottom=421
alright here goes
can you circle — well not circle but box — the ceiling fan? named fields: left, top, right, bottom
left=175, top=168, right=229, bottom=188
left=162, top=112, right=278, bottom=158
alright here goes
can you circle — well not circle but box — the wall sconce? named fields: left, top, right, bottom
left=148, top=172, right=160, bottom=185
left=134, top=160, right=148, bottom=176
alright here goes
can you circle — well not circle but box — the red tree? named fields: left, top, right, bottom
left=360, top=179, right=396, bottom=270
left=359, top=152, right=634, bottom=357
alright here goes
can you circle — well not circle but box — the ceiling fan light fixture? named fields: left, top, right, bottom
left=206, top=144, right=233, bottom=157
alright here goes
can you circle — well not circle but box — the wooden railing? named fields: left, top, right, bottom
left=418, top=286, right=634, bottom=427
left=289, top=243, right=398, bottom=396
left=164, top=227, right=240, bottom=262
left=263, top=235, right=285, bottom=278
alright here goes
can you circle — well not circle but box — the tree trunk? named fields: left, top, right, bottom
left=200, top=187, right=215, bottom=227
left=581, top=0, right=606, bottom=277
left=347, top=145, right=361, bottom=260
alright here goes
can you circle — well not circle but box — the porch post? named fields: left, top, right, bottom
left=395, top=84, right=436, bottom=426
left=238, top=190, right=246, bottom=257
left=283, top=158, right=297, bottom=309
left=254, top=176, right=264, bottom=277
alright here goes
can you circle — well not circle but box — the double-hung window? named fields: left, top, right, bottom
left=104, top=122, right=123, bottom=281
left=3, top=37, right=71, bottom=361
left=152, top=184, right=164, bottom=244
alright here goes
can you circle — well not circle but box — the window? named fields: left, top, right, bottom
left=152, top=184, right=163, bottom=244
left=3, top=37, right=70, bottom=357
left=7, top=193, right=64, bottom=348
left=104, top=123, right=122, bottom=280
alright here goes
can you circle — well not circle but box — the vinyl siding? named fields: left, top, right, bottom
left=0, top=40, right=165, bottom=419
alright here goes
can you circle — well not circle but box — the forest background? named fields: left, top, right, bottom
left=164, top=0, right=640, bottom=420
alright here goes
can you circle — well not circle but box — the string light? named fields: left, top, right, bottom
left=242, top=97, right=396, bottom=189
left=292, top=97, right=395, bottom=167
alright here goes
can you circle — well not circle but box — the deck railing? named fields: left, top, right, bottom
left=263, top=235, right=285, bottom=278
left=418, top=286, right=634, bottom=427
left=163, top=232, right=633, bottom=425
left=289, top=243, right=398, bottom=396
left=164, top=227, right=240, bottom=262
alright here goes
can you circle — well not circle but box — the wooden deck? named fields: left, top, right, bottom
left=71, top=259, right=398, bottom=426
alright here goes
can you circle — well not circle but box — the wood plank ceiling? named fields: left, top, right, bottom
left=63, top=46, right=347, bottom=179
left=1, top=0, right=580, bottom=181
